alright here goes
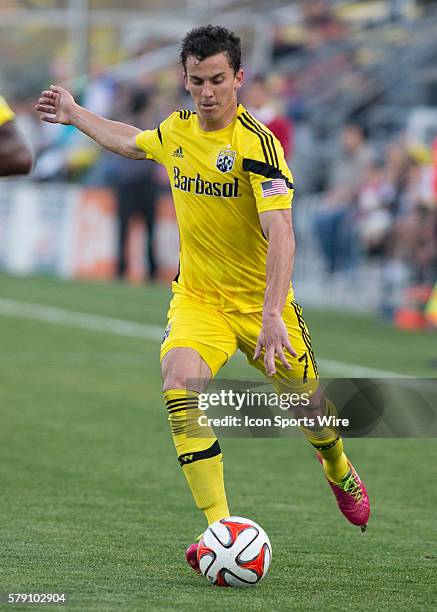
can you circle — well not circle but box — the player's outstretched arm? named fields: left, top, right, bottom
left=254, top=209, right=297, bottom=376
left=35, top=85, right=146, bottom=160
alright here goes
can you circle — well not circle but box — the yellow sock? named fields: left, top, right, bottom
left=300, top=398, right=348, bottom=483
left=313, top=436, right=348, bottom=483
left=164, top=389, right=229, bottom=525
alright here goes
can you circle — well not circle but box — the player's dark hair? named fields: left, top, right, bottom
left=180, top=25, right=241, bottom=74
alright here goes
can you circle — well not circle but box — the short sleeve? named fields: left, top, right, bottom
left=0, top=96, right=15, bottom=126
left=135, top=127, right=163, bottom=163
left=135, top=112, right=176, bottom=165
left=243, top=134, right=294, bottom=214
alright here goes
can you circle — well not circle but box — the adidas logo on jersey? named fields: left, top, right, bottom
left=172, top=146, right=184, bottom=158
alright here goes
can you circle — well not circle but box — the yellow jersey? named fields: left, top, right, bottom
left=0, top=96, right=15, bottom=126
left=136, top=104, right=294, bottom=312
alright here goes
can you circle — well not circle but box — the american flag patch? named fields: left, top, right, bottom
left=261, top=179, right=289, bottom=197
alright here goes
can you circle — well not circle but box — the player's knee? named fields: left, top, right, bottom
left=162, top=370, right=189, bottom=391
left=161, top=348, right=212, bottom=392
left=161, top=351, right=184, bottom=390
left=161, top=360, right=185, bottom=390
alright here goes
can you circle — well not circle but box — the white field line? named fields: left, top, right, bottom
left=0, top=297, right=163, bottom=341
left=0, top=297, right=403, bottom=378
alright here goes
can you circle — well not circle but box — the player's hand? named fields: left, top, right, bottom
left=253, top=313, right=297, bottom=376
left=35, top=85, right=76, bottom=125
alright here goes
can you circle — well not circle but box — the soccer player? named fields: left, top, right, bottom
left=0, top=95, right=33, bottom=176
left=35, top=25, right=370, bottom=571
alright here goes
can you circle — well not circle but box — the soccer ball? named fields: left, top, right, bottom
left=197, top=516, right=272, bottom=587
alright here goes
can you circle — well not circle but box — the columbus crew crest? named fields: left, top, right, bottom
left=216, top=149, right=236, bottom=173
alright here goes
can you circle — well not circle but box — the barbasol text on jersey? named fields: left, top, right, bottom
left=173, top=167, right=239, bottom=198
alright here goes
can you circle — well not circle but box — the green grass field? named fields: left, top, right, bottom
left=1, top=273, right=436, bottom=611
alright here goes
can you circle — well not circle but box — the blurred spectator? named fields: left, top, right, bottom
left=383, top=140, right=411, bottom=214
left=314, top=123, right=374, bottom=272
left=301, top=0, right=346, bottom=44
left=356, top=158, right=393, bottom=257
left=114, top=154, right=159, bottom=281
left=82, top=63, right=116, bottom=117
left=272, top=0, right=346, bottom=61
left=271, top=25, right=306, bottom=61
left=86, top=85, right=160, bottom=282
left=245, top=75, right=293, bottom=159
left=389, top=157, right=437, bottom=285
left=0, top=95, right=33, bottom=176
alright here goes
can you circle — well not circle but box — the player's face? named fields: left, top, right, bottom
left=184, top=53, right=244, bottom=131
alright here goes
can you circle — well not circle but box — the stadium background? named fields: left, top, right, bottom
left=1, top=1, right=437, bottom=610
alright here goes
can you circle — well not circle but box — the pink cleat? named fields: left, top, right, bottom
left=185, top=542, right=201, bottom=574
left=317, top=454, right=370, bottom=531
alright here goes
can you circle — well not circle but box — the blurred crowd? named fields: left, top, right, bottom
left=314, top=123, right=437, bottom=284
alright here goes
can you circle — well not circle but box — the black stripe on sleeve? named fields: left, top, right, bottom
left=242, top=112, right=279, bottom=169
left=245, top=111, right=280, bottom=169
left=242, top=158, right=294, bottom=189
left=173, top=259, right=180, bottom=283
left=178, top=440, right=221, bottom=466
left=157, top=124, right=163, bottom=145
left=239, top=114, right=273, bottom=166
left=238, top=116, right=270, bottom=165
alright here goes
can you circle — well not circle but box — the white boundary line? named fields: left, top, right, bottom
left=0, top=297, right=403, bottom=378
left=0, top=297, right=163, bottom=341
